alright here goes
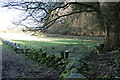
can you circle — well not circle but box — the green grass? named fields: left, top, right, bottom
left=1, top=42, right=16, bottom=54
left=10, top=34, right=102, bottom=59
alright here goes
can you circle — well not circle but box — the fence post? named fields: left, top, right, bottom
left=64, top=50, right=69, bottom=59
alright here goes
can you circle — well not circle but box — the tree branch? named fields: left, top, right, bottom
left=40, top=9, right=95, bottom=31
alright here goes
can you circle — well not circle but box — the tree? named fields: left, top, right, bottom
left=2, top=1, right=120, bottom=51
left=2, top=2, right=96, bottom=31
left=99, top=2, right=120, bottom=51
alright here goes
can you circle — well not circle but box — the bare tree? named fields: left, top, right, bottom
left=2, top=1, right=120, bottom=51
left=2, top=1, right=100, bottom=31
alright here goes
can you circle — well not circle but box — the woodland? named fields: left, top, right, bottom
left=1, top=1, right=120, bottom=79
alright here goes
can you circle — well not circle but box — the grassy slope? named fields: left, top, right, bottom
left=1, top=41, right=15, bottom=53
left=1, top=34, right=120, bottom=78
left=10, top=33, right=103, bottom=59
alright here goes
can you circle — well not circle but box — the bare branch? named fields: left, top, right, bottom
left=40, top=9, right=95, bottom=31
left=3, top=1, right=108, bottom=32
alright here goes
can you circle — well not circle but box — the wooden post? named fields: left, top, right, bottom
left=64, top=50, right=69, bottom=59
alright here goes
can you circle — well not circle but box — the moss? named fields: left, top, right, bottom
left=60, top=71, right=70, bottom=78
left=41, top=53, right=47, bottom=58
left=65, top=62, right=74, bottom=71
left=38, top=66, right=43, bottom=69
left=69, top=68, right=79, bottom=73
left=37, top=58, right=41, bottom=62
left=97, top=75, right=111, bottom=79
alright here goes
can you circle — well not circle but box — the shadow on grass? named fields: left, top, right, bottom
left=11, top=38, right=98, bottom=58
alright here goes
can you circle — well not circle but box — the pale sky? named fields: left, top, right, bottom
left=0, top=7, right=23, bottom=30
left=0, top=0, right=119, bottom=30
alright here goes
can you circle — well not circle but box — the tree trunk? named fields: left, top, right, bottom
left=104, top=25, right=111, bottom=51
left=100, top=2, right=120, bottom=52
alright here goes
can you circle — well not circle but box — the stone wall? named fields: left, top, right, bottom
left=1, top=39, right=90, bottom=79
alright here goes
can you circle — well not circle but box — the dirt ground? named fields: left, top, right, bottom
left=2, top=45, right=59, bottom=79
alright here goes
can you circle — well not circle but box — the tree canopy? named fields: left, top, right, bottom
left=1, top=1, right=120, bottom=51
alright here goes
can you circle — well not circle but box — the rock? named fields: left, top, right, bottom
left=69, top=68, right=79, bottom=73
left=52, top=47, right=55, bottom=49
left=39, top=48, right=43, bottom=52
left=65, top=63, right=74, bottom=71
left=65, top=58, right=73, bottom=62
left=59, top=65, right=66, bottom=71
left=65, top=60, right=82, bottom=71
left=56, top=57, right=62, bottom=62
left=46, top=54, right=55, bottom=62
left=50, top=58, right=59, bottom=67
left=65, top=73, right=87, bottom=79
left=60, top=72, right=69, bottom=78
left=41, top=53, right=47, bottom=58
left=53, top=57, right=63, bottom=68
left=74, top=61, right=82, bottom=69
left=60, top=51, right=64, bottom=59
left=57, top=59, right=64, bottom=65
left=37, top=58, right=41, bottom=62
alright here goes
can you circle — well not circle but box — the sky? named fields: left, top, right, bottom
left=0, top=7, right=23, bottom=30
left=0, top=0, right=119, bottom=30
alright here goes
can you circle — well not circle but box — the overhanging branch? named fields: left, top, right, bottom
left=40, top=9, right=95, bottom=31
